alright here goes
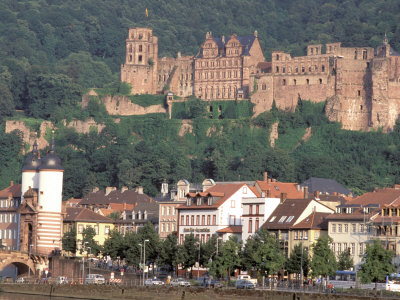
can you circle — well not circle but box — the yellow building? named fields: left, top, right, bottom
left=63, top=207, right=114, bottom=257
left=290, top=211, right=332, bottom=256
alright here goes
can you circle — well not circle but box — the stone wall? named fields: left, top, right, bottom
left=81, top=95, right=167, bottom=116
left=0, top=284, right=396, bottom=300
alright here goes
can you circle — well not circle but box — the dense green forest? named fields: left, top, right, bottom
left=1, top=0, right=400, bottom=198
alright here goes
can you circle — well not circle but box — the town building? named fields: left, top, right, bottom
left=0, top=182, right=21, bottom=250
left=63, top=207, right=114, bottom=256
left=300, top=177, right=353, bottom=197
left=177, top=183, right=258, bottom=244
left=262, top=197, right=334, bottom=256
left=326, top=186, right=400, bottom=269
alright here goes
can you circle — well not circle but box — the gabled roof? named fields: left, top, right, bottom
left=179, top=183, right=252, bottom=210
left=201, top=35, right=257, bottom=57
left=262, top=198, right=311, bottom=230
left=0, top=183, right=21, bottom=198
left=291, top=212, right=331, bottom=230
left=80, top=189, right=151, bottom=206
left=255, top=181, right=304, bottom=199
left=300, top=177, right=352, bottom=196
left=65, top=207, right=112, bottom=223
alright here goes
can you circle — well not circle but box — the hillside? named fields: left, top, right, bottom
left=1, top=0, right=400, bottom=197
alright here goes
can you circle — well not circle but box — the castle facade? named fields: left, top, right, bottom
left=121, top=28, right=400, bottom=132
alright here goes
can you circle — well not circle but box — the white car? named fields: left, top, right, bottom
left=170, top=278, right=191, bottom=287
left=15, top=277, right=26, bottom=283
left=85, top=274, right=105, bottom=284
left=145, top=278, right=165, bottom=286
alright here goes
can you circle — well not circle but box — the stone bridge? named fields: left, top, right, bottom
left=0, top=250, right=48, bottom=276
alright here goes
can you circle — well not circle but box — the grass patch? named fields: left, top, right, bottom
left=128, top=94, right=165, bottom=107
left=275, top=127, right=306, bottom=150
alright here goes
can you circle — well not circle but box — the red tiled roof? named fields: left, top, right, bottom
left=65, top=207, right=112, bottom=222
left=291, top=212, right=331, bottom=230
left=0, top=183, right=21, bottom=198
left=255, top=181, right=304, bottom=199
left=179, top=183, right=251, bottom=210
left=217, top=225, right=242, bottom=233
left=347, top=188, right=400, bottom=206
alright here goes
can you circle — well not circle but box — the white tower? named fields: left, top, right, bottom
left=21, top=141, right=40, bottom=202
left=37, top=136, right=64, bottom=254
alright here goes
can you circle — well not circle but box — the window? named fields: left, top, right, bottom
left=295, top=231, right=298, bottom=240
left=321, top=65, right=325, bottom=72
left=0, top=214, right=2, bottom=222
left=78, top=225, right=84, bottom=233
left=138, top=55, right=142, bottom=62
left=105, top=226, right=110, bottom=235
left=167, top=223, right=170, bottom=232
left=207, top=215, right=210, bottom=225
left=262, top=84, right=267, bottom=90
left=249, top=219, right=253, bottom=233
left=319, top=78, right=322, bottom=84
left=181, top=215, right=184, bottom=225
left=139, top=45, right=142, bottom=52
left=282, top=79, right=286, bottom=85
left=338, top=243, right=342, bottom=253
left=249, top=205, right=253, bottom=215
left=191, top=215, right=194, bottom=225
left=256, top=205, right=259, bottom=215
left=286, top=216, right=294, bottom=223
left=167, top=207, right=171, bottom=215
left=202, top=215, right=205, bottom=225
left=186, top=215, right=189, bottom=225
left=338, top=224, right=342, bottom=233
left=213, top=215, right=216, bottom=225
left=352, top=224, right=356, bottom=232
left=243, top=187, right=247, bottom=194
left=299, top=231, right=303, bottom=239
left=332, top=243, right=335, bottom=252
left=358, top=90, right=361, bottom=96
left=255, top=219, right=259, bottom=231
left=306, top=79, right=310, bottom=85
left=229, top=215, right=235, bottom=225
left=332, top=224, right=336, bottom=233
left=359, top=243, right=363, bottom=255
left=351, top=243, right=355, bottom=255
left=294, top=79, right=296, bottom=85
left=95, top=225, right=99, bottom=235
left=231, top=200, right=235, bottom=208
left=4, top=214, right=7, bottom=223
left=344, top=243, right=348, bottom=252
left=161, top=223, right=165, bottom=232
left=196, top=215, right=200, bottom=225
left=304, top=231, right=308, bottom=240
left=360, top=224, right=364, bottom=232
left=344, top=224, right=348, bottom=233
left=162, top=207, right=165, bottom=215
left=278, top=216, right=287, bottom=223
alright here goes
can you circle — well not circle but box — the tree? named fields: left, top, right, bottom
left=241, top=229, right=286, bottom=280
left=310, top=236, right=337, bottom=287
left=136, top=222, right=160, bottom=264
left=81, top=226, right=101, bottom=256
left=337, top=249, right=354, bottom=271
left=62, top=228, right=76, bottom=256
left=209, top=236, right=241, bottom=280
left=177, top=234, right=199, bottom=278
left=102, top=229, right=126, bottom=259
left=158, top=234, right=179, bottom=273
left=285, top=243, right=310, bottom=280
left=358, top=239, right=395, bottom=292
left=108, top=211, right=120, bottom=221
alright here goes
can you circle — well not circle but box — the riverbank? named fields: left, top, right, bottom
left=0, top=284, right=399, bottom=300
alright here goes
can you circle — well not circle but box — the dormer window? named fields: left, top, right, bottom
left=187, top=198, right=192, bottom=206
left=208, top=197, right=212, bottom=206
left=197, top=198, right=202, bottom=206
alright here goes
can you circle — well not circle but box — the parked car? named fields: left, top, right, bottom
left=145, top=278, right=165, bottom=286
left=57, top=276, right=68, bottom=284
left=85, top=274, right=105, bottom=284
left=206, top=279, right=223, bottom=288
left=170, top=278, right=191, bottom=287
left=236, top=274, right=257, bottom=285
left=15, top=277, right=26, bottom=283
left=235, top=279, right=255, bottom=289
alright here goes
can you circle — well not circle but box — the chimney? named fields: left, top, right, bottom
left=121, top=186, right=128, bottom=193
left=266, top=189, right=271, bottom=197
left=161, top=180, right=168, bottom=196
left=92, top=187, right=99, bottom=193
left=332, top=192, right=338, bottom=196
left=261, top=191, right=265, bottom=197
left=267, top=178, right=271, bottom=183
left=297, top=184, right=301, bottom=191
left=263, top=172, right=268, bottom=182
left=314, top=190, right=320, bottom=198
left=136, top=186, right=144, bottom=194
left=10, top=181, right=14, bottom=186
left=304, top=186, right=309, bottom=199
left=272, top=178, right=276, bottom=183
left=280, top=193, right=287, bottom=204
left=105, top=186, right=116, bottom=196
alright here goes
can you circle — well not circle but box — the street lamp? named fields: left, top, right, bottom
left=86, top=246, right=91, bottom=276
left=138, top=243, right=142, bottom=285
left=143, top=239, right=149, bottom=285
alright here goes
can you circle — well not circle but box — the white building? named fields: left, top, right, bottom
left=177, top=183, right=258, bottom=243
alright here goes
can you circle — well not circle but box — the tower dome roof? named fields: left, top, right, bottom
left=22, top=140, right=41, bottom=171
left=38, top=137, right=63, bottom=171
